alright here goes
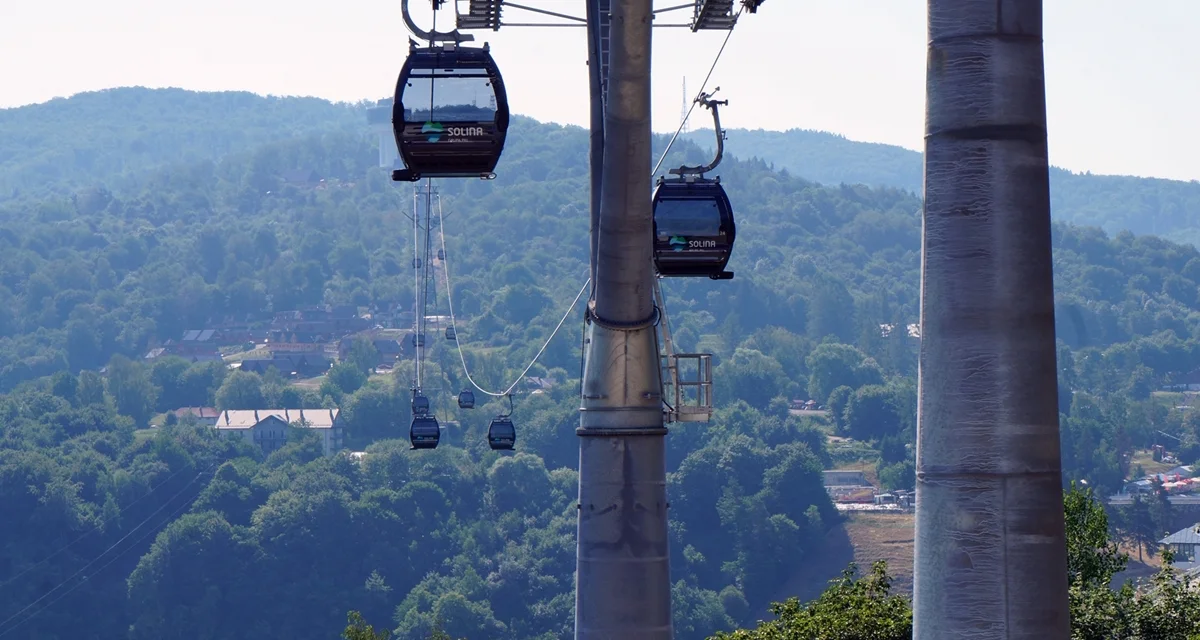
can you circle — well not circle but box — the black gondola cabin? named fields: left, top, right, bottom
left=652, top=178, right=736, bottom=280
left=487, top=417, right=515, bottom=450
left=410, top=415, right=440, bottom=449
left=391, top=42, right=510, bottom=181
left=412, top=393, right=430, bottom=416
left=458, top=389, right=475, bottom=409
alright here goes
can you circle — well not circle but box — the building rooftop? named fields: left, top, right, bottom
left=1160, top=523, right=1200, bottom=546
left=214, top=408, right=340, bottom=430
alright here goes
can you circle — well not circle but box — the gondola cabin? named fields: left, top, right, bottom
left=445, top=326, right=457, bottom=341
left=458, top=389, right=475, bottom=409
left=410, top=415, right=440, bottom=449
left=651, top=178, right=736, bottom=280
left=437, top=248, right=446, bottom=261
left=487, top=417, right=515, bottom=450
left=412, top=393, right=430, bottom=416
left=411, top=333, right=426, bottom=348
left=413, top=258, right=423, bottom=269
left=391, top=42, right=510, bottom=181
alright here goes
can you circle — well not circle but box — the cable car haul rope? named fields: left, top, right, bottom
left=392, top=0, right=740, bottom=451
left=403, top=181, right=589, bottom=452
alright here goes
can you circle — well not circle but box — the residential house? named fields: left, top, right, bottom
left=822, top=469, right=874, bottom=503
left=271, top=305, right=368, bottom=338
left=238, top=354, right=331, bottom=377
left=823, top=470, right=869, bottom=487
left=337, top=333, right=403, bottom=366
left=525, top=376, right=556, bottom=393
left=1164, top=369, right=1200, bottom=392
left=144, top=328, right=223, bottom=363
left=212, top=408, right=342, bottom=456
left=1159, top=523, right=1200, bottom=571
left=171, top=407, right=220, bottom=426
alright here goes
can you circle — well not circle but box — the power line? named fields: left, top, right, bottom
left=0, top=483, right=204, bottom=639
left=435, top=191, right=589, bottom=397
left=0, top=462, right=194, bottom=591
left=0, top=468, right=209, bottom=637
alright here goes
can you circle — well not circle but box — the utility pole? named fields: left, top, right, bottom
left=914, top=1, right=1070, bottom=638
left=576, top=0, right=671, bottom=638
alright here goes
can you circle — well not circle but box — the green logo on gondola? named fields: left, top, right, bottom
left=422, top=121, right=445, bottom=142
left=669, top=236, right=687, bottom=252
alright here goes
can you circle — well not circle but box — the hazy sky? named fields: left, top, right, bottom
left=2, top=0, right=1198, bottom=181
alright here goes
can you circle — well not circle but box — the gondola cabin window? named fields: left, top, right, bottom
left=403, top=69, right=497, bottom=130
left=654, top=198, right=724, bottom=243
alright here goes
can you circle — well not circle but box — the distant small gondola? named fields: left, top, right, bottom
left=445, top=326, right=457, bottom=341
left=391, top=41, right=510, bottom=182
left=411, top=393, right=430, bottom=416
left=412, top=333, right=426, bottom=348
left=437, top=248, right=446, bottom=261
left=413, top=258, right=423, bottom=269
left=487, top=416, right=515, bottom=450
left=458, top=389, right=475, bottom=409
left=410, top=415, right=440, bottom=449
left=652, top=177, right=736, bottom=280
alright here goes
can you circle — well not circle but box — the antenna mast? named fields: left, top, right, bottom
left=680, top=77, right=689, bottom=134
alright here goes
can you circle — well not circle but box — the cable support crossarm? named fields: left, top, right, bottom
left=650, top=4, right=743, bottom=177
left=434, top=194, right=589, bottom=397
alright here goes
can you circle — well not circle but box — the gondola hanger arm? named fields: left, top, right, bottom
left=668, top=89, right=728, bottom=178
left=402, top=0, right=475, bottom=42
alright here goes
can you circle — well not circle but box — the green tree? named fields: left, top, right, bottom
left=105, top=354, right=158, bottom=426
left=345, top=335, right=381, bottom=374
left=806, top=343, right=880, bottom=404
left=842, top=385, right=901, bottom=442
left=214, top=370, right=266, bottom=410
left=327, top=361, right=368, bottom=396
left=342, top=611, right=391, bottom=640
left=1064, top=483, right=1127, bottom=587
left=711, top=561, right=912, bottom=640
left=1119, top=495, right=1159, bottom=562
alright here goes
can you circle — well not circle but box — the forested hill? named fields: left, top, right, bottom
left=682, top=127, right=1200, bottom=247
left=0, top=88, right=364, bottom=200
left=2, top=87, right=1200, bottom=640
left=6, top=87, right=1200, bottom=247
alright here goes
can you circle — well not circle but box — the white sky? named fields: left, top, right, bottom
left=2, top=0, right=1198, bottom=181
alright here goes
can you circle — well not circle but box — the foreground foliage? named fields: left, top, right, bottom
left=2, top=89, right=1200, bottom=639
left=716, top=486, right=1200, bottom=640
left=710, top=561, right=911, bottom=640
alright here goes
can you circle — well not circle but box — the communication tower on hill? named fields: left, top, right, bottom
left=365, top=99, right=401, bottom=170
left=680, top=77, right=689, bottom=134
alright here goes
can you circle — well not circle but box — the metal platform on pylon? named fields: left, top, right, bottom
left=691, top=0, right=738, bottom=31
left=457, top=0, right=501, bottom=30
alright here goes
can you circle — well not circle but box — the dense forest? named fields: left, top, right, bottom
left=0, top=88, right=1198, bottom=639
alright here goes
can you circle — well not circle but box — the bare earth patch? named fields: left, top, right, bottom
left=759, top=511, right=914, bottom=622
left=843, top=511, right=916, bottom=594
